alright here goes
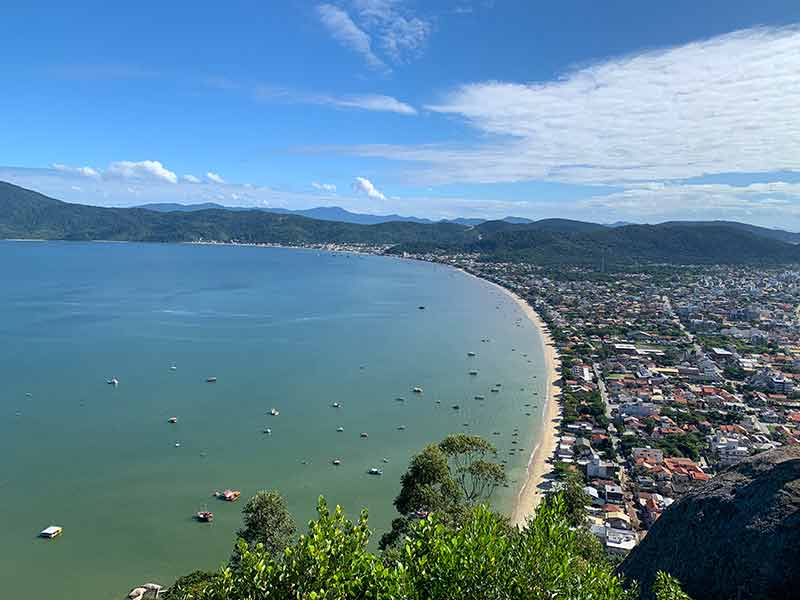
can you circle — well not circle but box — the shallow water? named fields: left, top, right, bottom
left=0, top=241, right=547, bottom=599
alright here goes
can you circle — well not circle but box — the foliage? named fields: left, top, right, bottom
left=162, top=571, right=216, bottom=599
left=233, top=490, right=296, bottom=559
left=652, top=572, right=694, bottom=600
left=438, top=433, right=508, bottom=503
left=170, top=493, right=696, bottom=600
left=558, top=471, right=592, bottom=528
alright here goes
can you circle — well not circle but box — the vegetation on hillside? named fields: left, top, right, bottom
left=2, top=181, right=800, bottom=267
left=162, top=434, right=689, bottom=600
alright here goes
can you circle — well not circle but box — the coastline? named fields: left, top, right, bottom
left=456, top=269, right=562, bottom=527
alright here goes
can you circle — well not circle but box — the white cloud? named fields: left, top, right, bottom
left=254, top=85, right=416, bottom=115
left=206, top=172, right=225, bottom=184
left=52, top=163, right=101, bottom=179
left=182, top=174, right=201, bottom=183
left=315, top=93, right=416, bottom=114
left=316, top=4, right=385, bottom=70
left=345, top=26, right=800, bottom=185
left=312, top=181, right=337, bottom=192
left=353, top=0, right=431, bottom=61
left=352, top=176, right=387, bottom=200
left=107, top=160, right=178, bottom=184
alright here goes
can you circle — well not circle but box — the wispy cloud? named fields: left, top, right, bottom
left=340, top=26, right=800, bottom=185
left=352, top=176, right=387, bottom=200
left=312, top=181, right=337, bottom=192
left=316, top=4, right=386, bottom=70
left=206, top=172, right=225, bottom=184
left=52, top=163, right=101, bottom=179
left=352, top=0, right=432, bottom=62
left=254, top=85, right=416, bottom=114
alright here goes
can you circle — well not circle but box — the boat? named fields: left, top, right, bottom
left=368, top=467, right=383, bottom=476
left=174, top=442, right=181, bottom=447
left=468, top=370, right=479, bottom=375
left=474, top=395, right=486, bottom=400
left=467, top=352, right=476, bottom=357
left=332, top=459, right=342, bottom=466
left=206, top=377, right=217, bottom=383
left=331, top=401, right=341, bottom=408
left=382, top=457, right=390, bottom=463
left=491, top=388, right=500, bottom=393
left=263, top=428, right=272, bottom=434
left=269, top=408, right=280, bottom=416
left=397, top=425, right=406, bottom=430
left=168, top=416, right=178, bottom=424
left=39, top=525, right=63, bottom=539
left=195, top=510, right=214, bottom=522
left=360, top=432, right=369, bottom=438
left=336, top=426, right=344, bottom=432
left=170, top=364, right=177, bottom=371
left=412, top=387, right=423, bottom=394
left=107, top=377, right=119, bottom=386
left=418, top=306, right=425, bottom=310
left=452, top=404, right=460, bottom=410
left=215, top=489, right=241, bottom=502
left=395, top=397, right=406, bottom=402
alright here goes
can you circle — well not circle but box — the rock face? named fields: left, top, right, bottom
left=619, top=447, right=800, bottom=600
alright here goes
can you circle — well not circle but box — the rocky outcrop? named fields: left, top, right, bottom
left=619, top=446, right=800, bottom=599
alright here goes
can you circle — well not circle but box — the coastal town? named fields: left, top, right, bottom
left=392, top=249, right=800, bottom=556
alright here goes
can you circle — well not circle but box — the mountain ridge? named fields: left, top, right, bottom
left=3, top=181, right=800, bottom=267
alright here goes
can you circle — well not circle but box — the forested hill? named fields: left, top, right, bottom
left=2, top=181, right=800, bottom=266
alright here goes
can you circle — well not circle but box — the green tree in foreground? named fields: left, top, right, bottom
left=233, top=490, right=296, bottom=559
left=170, top=493, right=690, bottom=600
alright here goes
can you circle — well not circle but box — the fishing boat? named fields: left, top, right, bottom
left=168, top=416, right=178, bottom=424
left=395, top=397, right=406, bottom=402
left=107, top=377, right=119, bottom=386
left=170, top=364, right=177, bottom=371
left=331, top=401, right=341, bottom=408
left=360, top=432, right=369, bottom=438
left=468, top=370, right=479, bottom=375
left=452, top=404, right=460, bottom=410
left=397, top=425, right=406, bottom=430
left=474, top=395, right=486, bottom=400
left=215, top=489, right=241, bottom=502
left=412, top=387, right=423, bottom=394
left=336, top=426, right=344, bottom=432
left=368, top=467, right=383, bottom=476
left=195, top=510, right=214, bottom=522
left=418, top=306, right=425, bottom=310
left=263, top=427, right=272, bottom=434
left=206, top=377, right=217, bottom=383
left=332, top=458, right=342, bottom=466
left=39, top=526, right=62, bottom=539
left=467, top=351, right=476, bottom=357
left=269, top=408, right=280, bottom=416
left=174, top=442, right=181, bottom=447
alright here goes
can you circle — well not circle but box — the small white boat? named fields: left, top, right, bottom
left=331, top=402, right=341, bottom=408
left=397, top=425, right=406, bottom=430
left=174, top=442, right=181, bottom=448
left=467, top=351, right=476, bottom=357
left=263, top=428, right=272, bottom=434
left=412, top=387, right=423, bottom=394
left=336, top=426, right=344, bottom=432
left=170, top=364, right=177, bottom=371
left=39, top=525, right=63, bottom=539
left=107, top=377, right=119, bottom=386
left=360, top=432, right=369, bottom=438
left=368, top=467, right=383, bottom=476
left=332, top=458, right=342, bottom=466
left=168, top=416, right=178, bottom=424
left=269, top=408, right=280, bottom=416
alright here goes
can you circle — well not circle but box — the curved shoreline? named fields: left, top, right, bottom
left=455, top=269, right=562, bottom=526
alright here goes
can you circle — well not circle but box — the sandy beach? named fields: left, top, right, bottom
left=452, top=268, right=562, bottom=526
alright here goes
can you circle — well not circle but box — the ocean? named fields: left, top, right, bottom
left=0, top=241, right=548, bottom=599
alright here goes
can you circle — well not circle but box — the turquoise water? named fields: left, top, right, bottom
left=0, top=241, right=548, bottom=599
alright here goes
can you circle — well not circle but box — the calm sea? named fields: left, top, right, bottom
left=0, top=241, right=547, bottom=599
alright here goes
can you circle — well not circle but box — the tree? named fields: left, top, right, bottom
left=439, top=434, right=508, bottom=503
left=233, top=490, right=296, bottom=559
left=558, top=471, right=591, bottom=528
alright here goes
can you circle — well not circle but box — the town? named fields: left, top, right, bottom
left=398, top=250, right=800, bottom=556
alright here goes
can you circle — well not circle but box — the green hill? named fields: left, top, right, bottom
left=2, top=181, right=799, bottom=266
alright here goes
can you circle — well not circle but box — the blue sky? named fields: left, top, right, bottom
left=2, top=1, right=800, bottom=226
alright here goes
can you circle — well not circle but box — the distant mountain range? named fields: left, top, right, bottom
left=3, top=181, right=800, bottom=267
left=136, top=201, right=535, bottom=227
